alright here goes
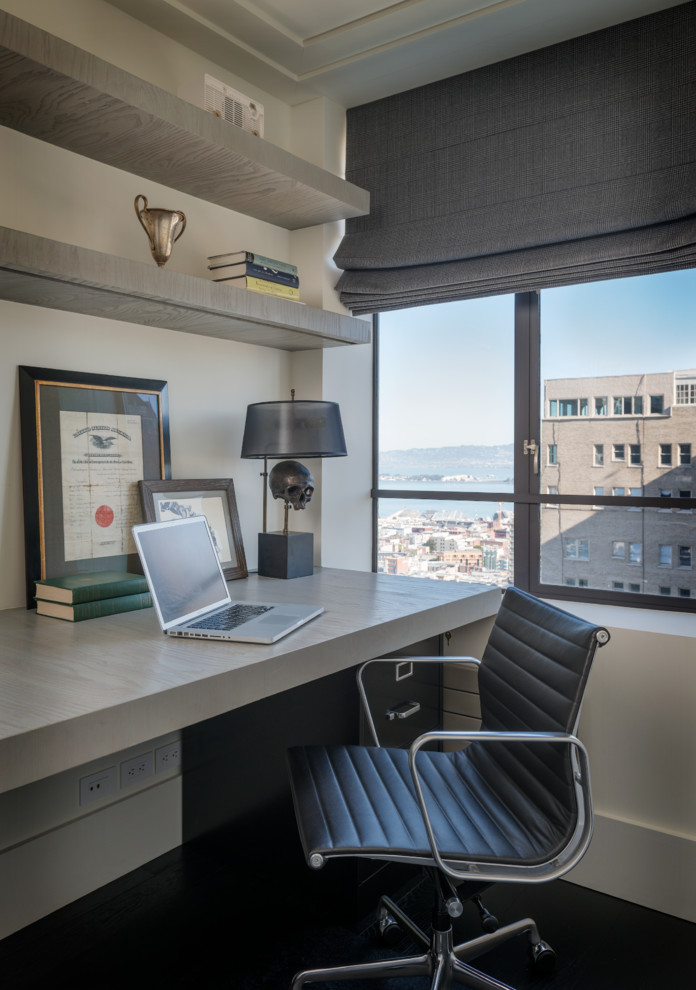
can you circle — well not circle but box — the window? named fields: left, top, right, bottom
left=629, top=583, right=641, bottom=593
left=678, top=588, right=692, bottom=598
left=660, top=586, right=672, bottom=596
left=613, top=396, right=643, bottom=415
left=612, top=541, right=625, bottom=558
left=659, top=545, right=672, bottom=566
left=676, top=382, right=696, bottom=405
left=375, top=268, right=696, bottom=611
left=679, top=443, right=692, bottom=465
left=564, top=538, right=589, bottom=560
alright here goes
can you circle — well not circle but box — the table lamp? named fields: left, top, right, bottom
left=241, top=390, right=347, bottom=578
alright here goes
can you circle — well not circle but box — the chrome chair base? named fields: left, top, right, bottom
left=292, top=892, right=554, bottom=990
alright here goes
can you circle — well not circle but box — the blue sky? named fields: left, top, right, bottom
left=378, top=269, right=696, bottom=449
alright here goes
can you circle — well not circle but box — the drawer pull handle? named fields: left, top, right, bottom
left=386, top=701, right=421, bottom=721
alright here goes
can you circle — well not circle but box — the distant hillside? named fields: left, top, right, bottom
left=379, top=444, right=514, bottom=477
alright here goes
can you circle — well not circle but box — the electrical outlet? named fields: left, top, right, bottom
left=120, top=751, right=154, bottom=788
left=79, top=766, right=117, bottom=806
left=155, top=740, right=182, bottom=774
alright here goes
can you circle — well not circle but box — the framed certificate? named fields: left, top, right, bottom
left=19, top=366, right=170, bottom=608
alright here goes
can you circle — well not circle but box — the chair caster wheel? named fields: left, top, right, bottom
left=378, top=911, right=403, bottom=947
left=529, top=940, right=557, bottom=974
left=481, top=913, right=499, bottom=934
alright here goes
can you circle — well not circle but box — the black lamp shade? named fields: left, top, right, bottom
left=241, top=400, right=347, bottom=459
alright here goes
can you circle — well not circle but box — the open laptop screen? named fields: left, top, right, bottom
left=134, top=517, right=229, bottom=626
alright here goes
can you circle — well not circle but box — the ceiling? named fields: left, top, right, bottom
left=106, top=0, right=685, bottom=107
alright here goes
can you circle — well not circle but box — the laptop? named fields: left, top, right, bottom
left=132, top=516, right=323, bottom=643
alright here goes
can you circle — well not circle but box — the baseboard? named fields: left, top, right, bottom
left=0, top=778, right=182, bottom=939
left=565, top=812, right=696, bottom=923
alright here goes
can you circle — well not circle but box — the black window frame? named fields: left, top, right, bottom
left=372, top=291, right=696, bottom=612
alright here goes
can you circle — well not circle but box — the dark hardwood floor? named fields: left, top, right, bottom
left=1, top=836, right=692, bottom=989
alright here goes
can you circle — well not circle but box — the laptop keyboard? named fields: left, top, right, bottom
left=188, top=603, right=272, bottom=630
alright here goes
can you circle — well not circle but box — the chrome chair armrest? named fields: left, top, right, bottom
left=408, top=729, right=593, bottom=884
left=357, top=655, right=480, bottom=747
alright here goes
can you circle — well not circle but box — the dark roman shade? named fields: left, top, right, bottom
left=334, top=2, right=696, bottom=314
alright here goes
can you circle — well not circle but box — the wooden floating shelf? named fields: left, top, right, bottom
left=0, top=227, right=371, bottom=350
left=0, top=10, right=369, bottom=230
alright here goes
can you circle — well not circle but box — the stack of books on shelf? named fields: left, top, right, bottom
left=34, top=570, right=152, bottom=622
left=207, top=250, right=300, bottom=301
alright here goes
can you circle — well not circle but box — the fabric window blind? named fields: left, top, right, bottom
left=334, top=2, right=696, bottom=314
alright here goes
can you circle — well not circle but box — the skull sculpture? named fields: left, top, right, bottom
left=269, top=460, right=315, bottom=510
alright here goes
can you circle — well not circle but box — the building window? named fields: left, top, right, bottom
left=676, top=382, right=696, bottom=405
left=548, top=444, right=558, bottom=464
left=564, top=538, right=589, bottom=560
left=679, top=443, right=692, bottom=465
left=679, top=490, right=693, bottom=513
left=613, top=443, right=625, bottom=461
left=549, top=399, right=557, bottom=416
left=629, top=583, right=641, bottom=593
left=629, top=543, right=642, bottom=564
left=629, top=444, right=641, bottom=465
left=659, top=443, right=672, bottom=466
left=613, top=581, right=624, bottom=590
left=613, top=487, right=625, bottom=497
left=659, top=545, right=672, bottom=566
left=614, top=396, right=643, bottom=415
left=559, top=399, right=577, bottom=416
left=612, top=541, right=625, bottom=558
left=595, top=397, right=607, bottom=415
left=678, top=588, right=692, bottom=598
left=678, top=546, right=692, bottom=568
left=593, top=444, right=604, bottom=466
left=650, top=395, right=664, bottom=414
left=659, top=586, right=671, bottom=596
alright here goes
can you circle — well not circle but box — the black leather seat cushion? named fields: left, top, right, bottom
left=288, top=741, right=576, bottom=868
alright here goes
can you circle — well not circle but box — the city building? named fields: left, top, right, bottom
left=542, top=369, right=696, bottom=598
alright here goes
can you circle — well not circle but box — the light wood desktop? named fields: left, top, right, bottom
left=0, top=568, right=501, bottom=796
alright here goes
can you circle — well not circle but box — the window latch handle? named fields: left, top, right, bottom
left=524, top=439, right=539, bottom=474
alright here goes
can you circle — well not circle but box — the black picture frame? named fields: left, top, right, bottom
left=139, top=478, right=248, bottom=581
left=19, top=366, right=171, bottom=608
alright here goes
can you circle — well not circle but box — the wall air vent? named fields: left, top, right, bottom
left=203, top=75, right=264, bottom=137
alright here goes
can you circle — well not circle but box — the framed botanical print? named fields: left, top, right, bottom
left=139, top=478, right=247, bottom=581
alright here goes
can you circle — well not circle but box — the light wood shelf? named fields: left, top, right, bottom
left=0, top=10, right=369, bottom=230
left=0, top=227, right=370, bottom=350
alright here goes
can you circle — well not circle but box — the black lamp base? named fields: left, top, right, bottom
left=257, top=531, right=314, bottom=579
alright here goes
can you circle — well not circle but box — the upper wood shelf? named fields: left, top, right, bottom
left=0, top=227, right=371, bottom=350
left=0, top=11, right=369, bottom=230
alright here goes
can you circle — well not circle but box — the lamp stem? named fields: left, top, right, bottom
left=262, top=455, right=268, bottom=533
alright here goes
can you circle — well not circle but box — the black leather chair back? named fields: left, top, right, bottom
left=467, top=586, right=604, bottom=853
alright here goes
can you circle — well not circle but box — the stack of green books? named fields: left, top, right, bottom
left=34, top=570, right=152, bottom=622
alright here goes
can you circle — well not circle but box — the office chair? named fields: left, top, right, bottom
left=287, top=586, right=610, bottom=989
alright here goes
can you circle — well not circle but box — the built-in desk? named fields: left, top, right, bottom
left=0, top=568, right=500, bottom=795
